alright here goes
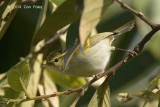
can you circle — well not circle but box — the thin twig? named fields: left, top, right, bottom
left=26, top=27, right=68, bottom=60
left=34, top=27, right=68, bottom=55
left=0, top=0, right=5, bottom=7
left=134, top=29, right=159, bottom=53
left=116, top=0, right=160, bottom=29
left=118, top=90, right=154, bottom=106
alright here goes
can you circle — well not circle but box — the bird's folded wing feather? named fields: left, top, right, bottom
left=86, top=32, right=114, bottom=48
left=86, top=20, right=135, bottom=48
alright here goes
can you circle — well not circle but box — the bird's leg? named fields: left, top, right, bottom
left=111, top=46, right=137, bottom=56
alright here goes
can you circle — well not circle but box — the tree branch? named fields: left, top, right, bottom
left=25, top=27, right=68, bottom=60
left=33, top=27, right=68, bottom=55
left=115, top=0, right=159, bottom=29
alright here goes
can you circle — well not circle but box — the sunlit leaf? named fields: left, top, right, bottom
left=147, top=69, right=160, bottom=90
left=79, top=0, right=114, bottom=46
left=32, top=0, right=79, bottom=44
left=46, top=67, right=86, bottom=88
left=43, top=70, right=59, bottom=107
left=0, top=0, right=21, bottom=40
left=7, top=60, right=30, bottom=91
left=0, top=73, right=7, bottom=86
left=20, top=40, right=44, bottom=107
left=88, top=78, right=111, bottom=107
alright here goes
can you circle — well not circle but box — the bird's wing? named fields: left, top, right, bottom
left=86, top=20, right=135, bottom=48
left=63, top=40, right=79, bottom=70
left=86, top=32, right=114, bottom=48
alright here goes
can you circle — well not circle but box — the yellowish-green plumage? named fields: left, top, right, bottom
left=42, top=21, right=135, bottom=77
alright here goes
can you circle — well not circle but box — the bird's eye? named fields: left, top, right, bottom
left=54, top=58, right=59, bottom=62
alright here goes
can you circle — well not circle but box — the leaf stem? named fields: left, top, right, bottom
left=19, top=78, right=33, bottom=100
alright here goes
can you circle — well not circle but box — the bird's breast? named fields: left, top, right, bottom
left=65, top=38, right=112, bottom=77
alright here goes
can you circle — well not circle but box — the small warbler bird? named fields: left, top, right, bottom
left=42, top=21, right=135, bottom=77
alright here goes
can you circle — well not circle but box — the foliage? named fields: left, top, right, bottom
left=0, top=0, right=160, bottom=107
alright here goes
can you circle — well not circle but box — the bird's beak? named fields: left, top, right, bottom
left=41, top=63, right=49, bottom=68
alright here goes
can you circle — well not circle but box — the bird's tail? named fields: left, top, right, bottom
left=113, top=20, right=135, bottom=36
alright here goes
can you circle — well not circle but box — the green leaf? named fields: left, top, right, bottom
left=66, top=19, right=80, bottom=49
left=32, top=0, right=79, bottom=45
left=147, top=69, right=160, bottom=90
left=0, top=0, right=21, bottom=40
left=7, top=60, right=30, bottom=91
left=46, top=67, right=86, bottom=88
left=0, top=1, right=43, bottom=74
left=43, top=70, right=59, bottom=106
left=88, top=78, right=111, bottom=107
left=51, top=0, right=66, bottom=6
left=34, top=0, right=48, bottom=33
left=20, top=41, right=44, bottom=106
left=3, top=87, right=23, bottom=107
left=79, top=0, right=114, bottom=46
left=4, top=87, right=23, bottom=99
left=64, top=20, right=81, bottom=69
